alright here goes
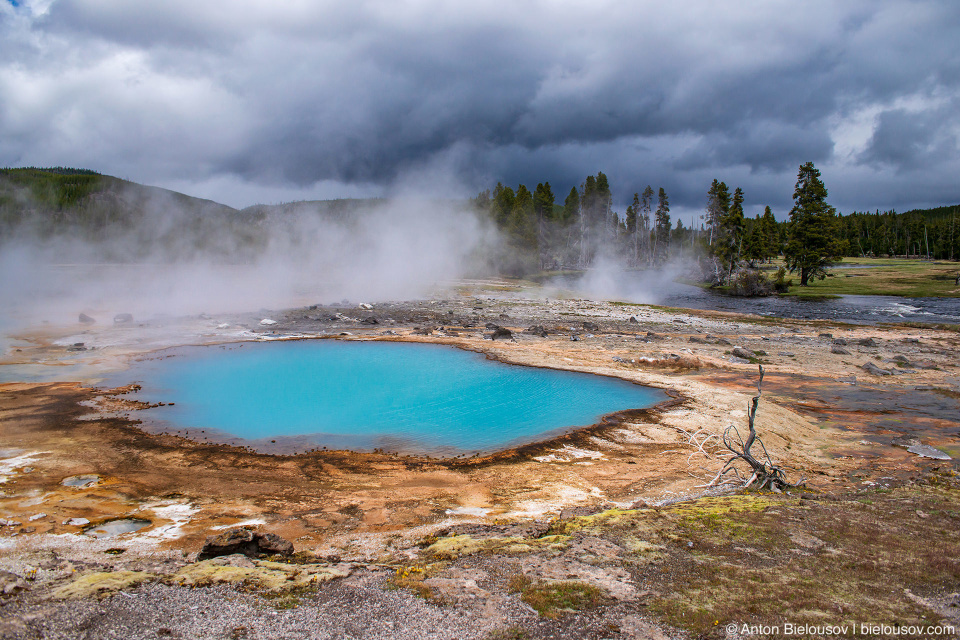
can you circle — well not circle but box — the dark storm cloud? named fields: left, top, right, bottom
left=0, top=0, right=958, bottom=213
left=862, top=102, right=959, bottom=170
left=673, top=122, right=836, bottom=173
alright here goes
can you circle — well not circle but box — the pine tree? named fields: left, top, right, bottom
left=509, top=185, right=538, bottom=254
left=582, top=175, right=598, bottom=224
left=562, top=187, right=579, bottom=224
left=759, top=206, right=779, bottom=259
left=492, top=183, right=515, bottom=226
left=654, top=187, right=671, bottom=263
left=640, top=185, right=653, bottom=264
left=705, top=179, right=731, bottom=246
left=533, top=182, right=555, bottom=269
left=784, top=162, right=845, bottom=286
left=533, top=182, right=555, bottom=222
left=743, top=215, right=765, bottom=265
left=627, top=191, right=640, bottom=265
left=595, top=172, right=612, bottom=235
left=719, top=187, right=746, bottom=276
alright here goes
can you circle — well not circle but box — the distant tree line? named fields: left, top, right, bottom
left=474, top=173, right=698, bottom=275
left=476, top=163, right=960, bottom=282
left=836, top=206, right=960, bottom=261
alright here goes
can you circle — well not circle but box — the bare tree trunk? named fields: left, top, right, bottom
left=712, top=365, right=800, bottom=491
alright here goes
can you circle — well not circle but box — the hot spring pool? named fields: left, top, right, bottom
left=116, top=340, right=666, bottom=455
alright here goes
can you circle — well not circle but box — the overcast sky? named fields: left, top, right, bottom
left=1, top=0, right=958, bottom=221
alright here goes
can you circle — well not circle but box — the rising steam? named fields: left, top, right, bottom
left=0, top=193, right=500, bottom=331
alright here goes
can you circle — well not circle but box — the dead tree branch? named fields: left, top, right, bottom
left=712, top=364, right=801, bottom=492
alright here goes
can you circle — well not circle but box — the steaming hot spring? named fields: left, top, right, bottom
left=110, top=339, right=666, bottom=456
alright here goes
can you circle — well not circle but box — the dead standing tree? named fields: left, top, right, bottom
left=710, top=364, right=800, bottom=492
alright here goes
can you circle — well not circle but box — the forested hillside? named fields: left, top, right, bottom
left=0, top=167, right=266, bottom=261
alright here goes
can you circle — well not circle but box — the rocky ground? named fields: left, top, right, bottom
left=0, top=281, right=958, bottom=639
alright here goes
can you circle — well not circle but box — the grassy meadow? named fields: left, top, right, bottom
left=777, top=258, right=960, bottom=298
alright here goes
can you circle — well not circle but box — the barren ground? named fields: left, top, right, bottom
left=0, top=282, right=958, bottom=639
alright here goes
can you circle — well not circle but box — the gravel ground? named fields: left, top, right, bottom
left=0, top=567, right=673, bottom=640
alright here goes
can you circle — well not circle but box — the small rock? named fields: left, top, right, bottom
left=818, top=333, right=833, bottom=339
left=526, top=325, right=548, bottom=337
left=838, top=376, right=857, bottom=385
left=581, top=321, right=599, bottom=332
left=360, top=317, right=379, bottom=325
left=113, top=313, right=134, bottom=324
left=570, top=334, right=581, bottom=341
left=256, top=532, right=295, bottom=556
left=732, top=347, right=755, bottom=360
left=831, top=345, right=851, bottom=355
left=259, top=319, right=277, bottom=326
left=861, top=361, right=893, bottom=376
left=64, top=518, right=90, bottom=526
left=832, top=338, right=847, bottom=346
left=78, top=313, right=96, bottom=324
left=857, top=337, right=878, bottom=347
left=358, top=303, right=373, bottom=310
left=628, top=316, right=638, bottom=324
left=778, top=351, right=795, bottom=357
left=490, top=327, right=513, bottom=341
left=197, top=528, right=295, bottom=560
left=28, top=513, right=47, bottom=522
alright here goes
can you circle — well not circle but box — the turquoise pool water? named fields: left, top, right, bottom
left=120, top=340, right=665, bottom=455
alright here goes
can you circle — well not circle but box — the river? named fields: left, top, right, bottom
left=542, top=273, right=960, bottom=326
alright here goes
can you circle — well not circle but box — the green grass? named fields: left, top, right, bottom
left=779, top=258, right=960, bottom=298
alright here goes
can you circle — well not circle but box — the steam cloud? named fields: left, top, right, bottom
left=0, top=195, right=500, bottom=332
left=542, top=254, right=691, bottom=305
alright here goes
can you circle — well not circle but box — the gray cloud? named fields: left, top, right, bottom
left=1, top=0, right=958, bottom=215
left=862, top=101, right=960, bottom=170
